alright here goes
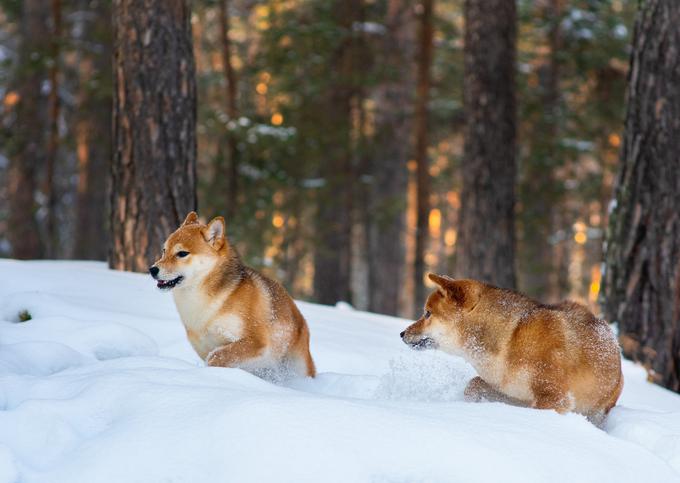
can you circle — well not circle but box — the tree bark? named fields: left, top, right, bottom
left=602, top=0, right=680, bottom=392
left=219, top=0, right=239, bottom=220
left=7, top=0, right=48, bottom=259
left=110, top=0, right=197, bottom=272
left=313, top=0, right=361, bottom=306
left=367, top=0, right=415, bottom=316
left=413, top=0, right=434, bottom=313
left=74, top=0, right=112, bottom=260
left=456, top=0, right=517, bottom=289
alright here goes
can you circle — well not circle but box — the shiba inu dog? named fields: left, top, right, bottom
left=401, top=274, right=623, bottom=424
left=150, top=212, right=316, bottom=379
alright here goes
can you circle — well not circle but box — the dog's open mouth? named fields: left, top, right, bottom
left=157, top=276, right=183, bottom=290
left=409, top=337, right=437, bottom=351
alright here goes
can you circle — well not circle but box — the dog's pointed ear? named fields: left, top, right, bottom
left=182, top=211, right=199, bottom=226
left=203, top=216, right=226, bottom=250
left=428, top=274, right=479, bottom=311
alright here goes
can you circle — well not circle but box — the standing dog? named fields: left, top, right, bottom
left=401, top=274, right=622, bottom=424
left=150, top=212, right=315, bottom=379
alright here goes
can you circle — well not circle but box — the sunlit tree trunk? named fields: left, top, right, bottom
left=602, top=0, right=680, bottom=392
left=110, top=0, right=197, bottom=271
left=456, top=0, right=517, bottom=289
left=413, top=0, right=434, bottom=313
left=7, top=0, right=48, bottom=259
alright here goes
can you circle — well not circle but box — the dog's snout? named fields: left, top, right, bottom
left=400, top=330, right=405, bottom=338
left=149, top=266, right=159, bottom=278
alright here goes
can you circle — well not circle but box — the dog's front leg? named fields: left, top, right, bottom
left=206, top=337, right=265, bottom=368
left=464, top=376, right=528, bottom=407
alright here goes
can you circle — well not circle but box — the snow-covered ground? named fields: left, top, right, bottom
left=0, top=260, right=679, bottom=483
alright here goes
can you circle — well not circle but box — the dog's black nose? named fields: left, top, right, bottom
left=149, top=266, right=159, bottom=278
left=400, top=331, right=405, bottom=338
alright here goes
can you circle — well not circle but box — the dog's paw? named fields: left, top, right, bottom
left=206, top=348, right=224, bottom=367
left=463, top=376, right=488, bottom=402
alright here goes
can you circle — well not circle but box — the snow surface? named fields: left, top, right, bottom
left=1, top=260, right=679, bottom=483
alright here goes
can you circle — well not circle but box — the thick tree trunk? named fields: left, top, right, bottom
left=110, top=0, right=197, bottom=272
left=73, top=0, right=112, bottom=260
left=219, top=0, right=239, bottom=219
left=366, top=0, right=414, bottom=316
left=413, top=0, right=434, bottom=313
left=456, top=0, right=517, bottom=289
left=313, top=0, right=360, bottom=306
left=602, top=0, right=680, bottom=392
left=7, top=0, right=48, bottom=259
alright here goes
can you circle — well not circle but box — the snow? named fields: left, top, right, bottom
left=1, top=260, right=679, bottom=483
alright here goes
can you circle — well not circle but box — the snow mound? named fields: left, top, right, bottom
left=0, top=260, right=679, bottom=482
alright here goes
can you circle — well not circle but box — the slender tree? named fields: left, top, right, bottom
left=456, top=0, right=517, bottom=289
left=110, top=0, right=197, bottom=271
left=44, top=0, right=62, bottom=257
left=73, top=0, right=112, bottom=260
left=7, top=0, right=49, bottom=259
left=602, top=0, right=680, bottom=392
left=313, top=0, right=360, bottom=305
left=413, top=0, right=434, bottom=313
left=219, top=0, right=239, bottom=219
left=366, top=0, right=415, bottom=315
left=518, top=0, right=563, bottom=300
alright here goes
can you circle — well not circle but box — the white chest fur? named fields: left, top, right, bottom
left=172, top=285, right=243, bottom=359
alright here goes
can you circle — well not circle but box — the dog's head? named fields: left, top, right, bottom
left=149, top=212, right=229, bottom=290
left=401, top=274, right=481, bottom=354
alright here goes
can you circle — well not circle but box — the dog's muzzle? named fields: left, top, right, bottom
left=403, top=335, right=437, bottom=351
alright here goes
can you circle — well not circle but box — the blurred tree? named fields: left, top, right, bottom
left=218, top=0, right=239, bottom=220
left=367, top=0, right=414, bottom=315
left=73, top=0, right=112, bottom=260
left=6, top=0, right=49, bottom=259
left=517, top=0, right=564, bottom=300
left=44, top=0, right=62, bottom=257
left=313, top=0, right=361, bottom=305
left=109, top=0, right=197, bottom=271
left=456, top=0, right=517, bottom=289
left=602, top=0, right=680, bottom=392
left=413, top=0, right=434, bottom=313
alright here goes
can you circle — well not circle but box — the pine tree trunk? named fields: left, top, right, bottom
left=367, top=0, right=415, bottom=316
left=456, top=0, right=517, bottom=289
left=602, top=0, right=680, bottom=392
left=110, top=0, right=197, bottom=272
left=313, top=0, right=360, bottom=306
left=7, top=0, right=48, bottom=260
left=74, top=0, right=112, bottom=260
left=413, top=0, right=434, bottom=313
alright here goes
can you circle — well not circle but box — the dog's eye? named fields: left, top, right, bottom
left=176, top=251, right=190, bottom=258
left=424, top=310, right=431, bottom=319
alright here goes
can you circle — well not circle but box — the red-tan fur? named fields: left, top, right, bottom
left=402, top=274, right=622, bottom=424
left=151, top=212, right=315, bottom=379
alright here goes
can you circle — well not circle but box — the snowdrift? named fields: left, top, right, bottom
left=0, top=260, right=679, bottom=482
